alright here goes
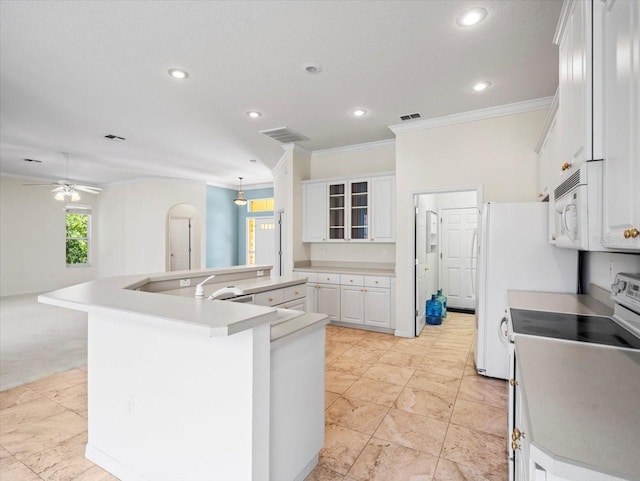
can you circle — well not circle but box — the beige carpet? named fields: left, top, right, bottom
left=0, top=294, right=87, bottom=391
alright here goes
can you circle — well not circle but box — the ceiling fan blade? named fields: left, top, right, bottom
left=74, top=186, right=101, bottom=194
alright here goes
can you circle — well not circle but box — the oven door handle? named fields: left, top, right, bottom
left=499, top=316, right=509, bottom=346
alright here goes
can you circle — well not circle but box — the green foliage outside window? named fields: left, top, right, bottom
left=66, top=213, right=89, bottom=265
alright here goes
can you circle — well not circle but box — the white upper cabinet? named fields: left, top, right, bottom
left=555, top=0, right=594, bottom=177
left=600, top=0, right=640, bottom=249
left=370, top=176, right=395, bottom=242
left=302, top=174, right=395, bottom=243
left=302, top=182, right=327, bottom=242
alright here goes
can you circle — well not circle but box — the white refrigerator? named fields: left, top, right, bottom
left=474, top=202, right=578, bottom=380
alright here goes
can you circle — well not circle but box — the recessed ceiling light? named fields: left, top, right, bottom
left=456, top=7, right=488, bottom=27
left=168, top=68, right=189, bottom=79
left=471, top=81, right=492, bottom=92
left=351, top=108, right=368, bottom=117
left=303, top=63, right=322, bottom=74
left=246, top=111, right=262, bottom=119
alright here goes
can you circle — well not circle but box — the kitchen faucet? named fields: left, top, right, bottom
left=194, top=274, right=217, bottom=299
left=207, top=286, right=245, bottom=300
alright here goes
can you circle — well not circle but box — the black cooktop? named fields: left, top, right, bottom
left=510, top=309, right=640, bottom=349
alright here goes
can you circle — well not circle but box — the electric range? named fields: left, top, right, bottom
left=508, top=272, right=640, bottom=349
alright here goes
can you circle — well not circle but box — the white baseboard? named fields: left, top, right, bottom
left=394, top=329, right=414, bottom=338
left=85, top=444, right=149, bottom=481
left=292, top=454, right=319, bottom=481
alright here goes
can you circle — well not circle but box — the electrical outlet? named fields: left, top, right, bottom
left=609, top=261, right=616, bottom=285
left=383, top=249, right=388, bottom=257
left=179, top=279, right=191, bottom=287
left=257, top=270, right=264, bottom=277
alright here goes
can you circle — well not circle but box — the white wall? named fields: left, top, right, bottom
left=0, top=175, right=96, bottom=296
left=394, top=108, right=548, bottom=336
left=310, top=141, right=395, bottom=179
left=582, top=252, right=640, bottom=293
left=96, top=179, right=206, bottom=278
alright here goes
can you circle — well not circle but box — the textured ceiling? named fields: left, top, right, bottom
left=0, top=0, right=562, bottom=187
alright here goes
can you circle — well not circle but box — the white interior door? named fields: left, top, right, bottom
left=415, top=197, right=428, bottom=334
left=169, top=217, right=192, bottom=271
left=253, top=217, right=275, bottom=267
left=440, top=208, right=478, bottom=310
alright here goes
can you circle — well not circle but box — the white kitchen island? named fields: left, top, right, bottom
left=39, top=265, right=328, bottom=481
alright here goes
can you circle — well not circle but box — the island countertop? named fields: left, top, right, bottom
left=38, top=266, right=308, bottom=337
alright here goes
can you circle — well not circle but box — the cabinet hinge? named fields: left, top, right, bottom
left=415, top=309, right=419, bottom=317
left=440, top=253, right=442, bottom=259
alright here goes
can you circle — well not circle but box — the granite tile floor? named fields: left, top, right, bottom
left=0, top=312, right=507, bottom=481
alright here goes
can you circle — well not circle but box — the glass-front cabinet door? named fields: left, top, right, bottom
left=328, top=182, right=346, bottom=240
left=349, top=180, right=369, bottom=241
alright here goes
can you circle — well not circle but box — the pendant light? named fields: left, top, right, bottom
left=234, top=177, right=248, bottom=206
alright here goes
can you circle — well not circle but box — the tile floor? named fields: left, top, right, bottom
left=308, top=313, right=508, bottom=481
left=0, top=312, right=507, bottom=481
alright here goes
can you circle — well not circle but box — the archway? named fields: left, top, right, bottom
left=166, top=203, right=201, bottom=271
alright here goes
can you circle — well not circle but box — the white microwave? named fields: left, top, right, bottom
left=552, top=160, right=606, bottom=251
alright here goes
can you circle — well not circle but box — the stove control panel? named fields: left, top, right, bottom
left=612, top=273, right=640, bottom=313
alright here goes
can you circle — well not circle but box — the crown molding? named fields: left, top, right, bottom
left=311, top=138, right=395, bottom=158
left=280, top=143, right=311, bottom=157
left=388, top=97, right=554, bottom=135
left=553, top=0, right=573, bottom=46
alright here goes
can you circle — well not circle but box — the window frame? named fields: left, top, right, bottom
left=65, top=204, right=92, bottom=267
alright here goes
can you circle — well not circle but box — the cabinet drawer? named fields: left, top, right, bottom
left=364, top=276, right=390, bottom=288
left=284, top=285, right=305, bottom=302
left=254, top=288, right=285, bottom=307
left=296, top=271, right=318, bottom=283
left=340, top=274, right=364, bottom=286
left=316, top=273, right=340, bottom=284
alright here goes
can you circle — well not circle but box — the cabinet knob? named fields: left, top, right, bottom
left=509, top=378, right=518, bottom=386
left=630, top=228, right=639, bottom=239
left=511, top=440, right=520, bottom=451
left=512, top=428, right=523, bottom=441
left=349, top=280, right=353, bottom=283
left=561, top=162, right=571, bottom=171
left=624, top=229, right=631, bottom=238
left=268, top=298, right=273, bottom=302
left=375, top=281, right=379, bottom=284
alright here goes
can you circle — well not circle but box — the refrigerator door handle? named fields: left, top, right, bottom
left=470, top=229, right=478, bottom=295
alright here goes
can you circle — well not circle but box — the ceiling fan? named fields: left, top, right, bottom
left=23, top=153, right=102, bottom=201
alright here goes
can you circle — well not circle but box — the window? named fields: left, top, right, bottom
left=248, top=198, right=274, bottom=213
left=65, top=205, right=91, bottom=266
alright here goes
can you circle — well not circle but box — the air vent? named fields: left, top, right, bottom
left=554, top=169, right=582, bottom=200
left=104, top=134, right=126, bottom=141
left=400, top=112, right=422, bottom=121
left=260, top=127, right=309, bottom=144
left=23, top=158, right=42, bottom=163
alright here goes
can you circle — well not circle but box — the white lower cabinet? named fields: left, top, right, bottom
left=295, top=270, right=393, bottom=331
left=340, top=275, right=391, bottom=328
left=303, top=272, right=341, bottom=321
left=340, top=285, right=365, bottom=325
left=364, top=288, right=390, bottom=328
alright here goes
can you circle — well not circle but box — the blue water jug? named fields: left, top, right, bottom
left=436, top=289, right=447, bottom=318
left=426, top=294, right=443, bottom=325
